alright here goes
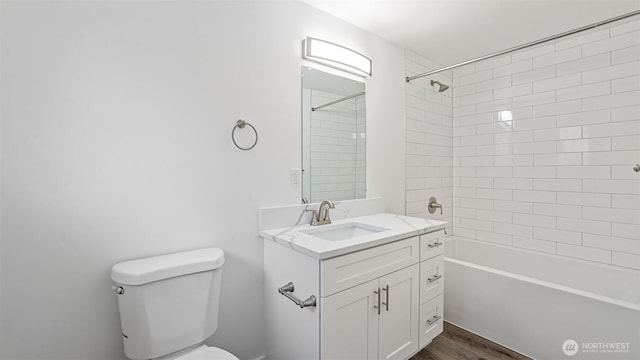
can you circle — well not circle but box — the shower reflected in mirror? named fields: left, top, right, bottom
left=301, top=67, right=366, bottom=203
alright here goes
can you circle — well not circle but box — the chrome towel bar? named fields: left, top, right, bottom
left=278, top=282, right=317, bottom=309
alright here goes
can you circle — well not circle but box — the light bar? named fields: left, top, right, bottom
left=302, top=37, right=372, bottom=78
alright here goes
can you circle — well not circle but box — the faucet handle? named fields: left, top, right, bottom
left=428, top=197, right=443, bottom=215
left=307, top=209, right=318, bottom=226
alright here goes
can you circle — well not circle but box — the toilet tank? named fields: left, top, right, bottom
left=111, top=248, right=225, bottom=360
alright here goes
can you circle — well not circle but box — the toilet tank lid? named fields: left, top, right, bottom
left=111, top=248, right=225, bottom=285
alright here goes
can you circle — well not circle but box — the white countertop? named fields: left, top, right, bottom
left=260, top=213, right=446, bottom=259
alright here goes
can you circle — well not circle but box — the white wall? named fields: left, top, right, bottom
left=450, top=18, right=640, bottom=269
left=0, top=1, right=405, bottom=359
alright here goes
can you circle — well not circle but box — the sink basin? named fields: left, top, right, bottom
left=301, top=222, right=388, bottom=241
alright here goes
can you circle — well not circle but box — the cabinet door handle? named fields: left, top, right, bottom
left=427, top=315, right=442, bottom=326
left=381, top=285, right=389, bottom=311
left=427, top=241, right=443, bottom=248
left=374, top=288, right=381, bottom=315
left=427, top=274, right=442, bottom=283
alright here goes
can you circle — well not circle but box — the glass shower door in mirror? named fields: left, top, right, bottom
left=302, top=67, right=366, bottom=203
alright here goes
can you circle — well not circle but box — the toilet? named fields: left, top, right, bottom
left=111, top=248, right=239, bottom=360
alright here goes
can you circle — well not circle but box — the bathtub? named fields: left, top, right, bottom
left=444, top=236, right=640, bottom=360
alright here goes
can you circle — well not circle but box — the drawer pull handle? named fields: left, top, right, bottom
left=374, top=288, right=381, bottom=315
left=427, top=241, right=443, bottom=248
left=427, top=274, right=442, bottom=283
left=382, top=285, right=389, bottom=311
left=427, top=315, right=442, bottom=326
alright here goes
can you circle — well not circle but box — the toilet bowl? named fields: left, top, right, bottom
left=173, top=345, right=239, bottom=360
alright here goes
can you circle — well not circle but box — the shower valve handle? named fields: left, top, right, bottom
left=428, top=197, right=443, bottom=215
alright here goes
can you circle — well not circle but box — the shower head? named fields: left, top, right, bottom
left=430, top=80, right=449, bottom=92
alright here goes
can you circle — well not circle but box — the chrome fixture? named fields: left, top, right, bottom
left=111, top=285, right=125, bottom=295
left=406, top=10, right=640, bottom=83
left=427, top=240, right=443, bottom=249
left=427, top=315, right=442, bottom=326
left=634, top=164, right=640, bottom=172
left=430, top=80, right=449, bottom=92
left=428, top=197, right=442, bottom=215
left=382, top=284, right=389, bottom=311
left=374, top=287, right=381, bottom=315
left=278, top=282, right=317, bottom=309
left=312, top=91, right=365, bottom=112
left=303, top=37, right=372, bottom=77
left=231, top=119, right=258, bottom=151
left=374, top=285, right=391, bottom=315
left=311, top=200, right=335, bottom=226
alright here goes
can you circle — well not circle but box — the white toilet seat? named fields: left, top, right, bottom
left=175, top=345, right=239, bottom=360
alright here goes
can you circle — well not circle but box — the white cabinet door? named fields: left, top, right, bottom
left=321, top=279, right=380, bottom=360
left=378, top=264, right=420, bottom=360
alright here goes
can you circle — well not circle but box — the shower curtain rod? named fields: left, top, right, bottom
left=406, top=9, right=640, bottom=83
left=311, top=91, right=365, bottom=111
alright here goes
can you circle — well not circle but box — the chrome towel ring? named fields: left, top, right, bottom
left=232, top=119, right=258, bottom=151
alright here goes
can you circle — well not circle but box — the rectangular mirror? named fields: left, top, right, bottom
left=301, top=67, right=366, bottom=203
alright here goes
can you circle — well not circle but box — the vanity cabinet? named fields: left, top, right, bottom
left=263, top=228, right=446, bottom=360
left=320, top=235, right=420, bottom=359
left=322, top=264, right=420, bottom=360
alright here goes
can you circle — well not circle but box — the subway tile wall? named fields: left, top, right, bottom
left=405, top=50, right=453, bottom=234
left=450, top=18, right=640, bottom=269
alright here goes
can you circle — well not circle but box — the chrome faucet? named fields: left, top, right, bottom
left=311, top=200, right=335, bottom=226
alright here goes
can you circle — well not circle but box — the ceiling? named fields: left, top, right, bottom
left=301, top=0, right=640, bottom=67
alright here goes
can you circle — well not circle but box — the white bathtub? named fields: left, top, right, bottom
left=444, top=236, right=640, bottom=360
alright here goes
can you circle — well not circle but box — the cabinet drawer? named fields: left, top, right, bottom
left=419, top=294, right=444, bottom=348
left=419, top=230, right=445, bottom=261
left=419, top=255, right=444, bottom=304
left=321, top=237, right=420, bottom=296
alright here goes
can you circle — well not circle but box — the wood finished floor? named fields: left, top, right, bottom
left=410, top=322, right=532, bottom=360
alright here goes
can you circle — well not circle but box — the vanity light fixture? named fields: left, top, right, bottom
left=303, top=37, right=372, bottom=78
